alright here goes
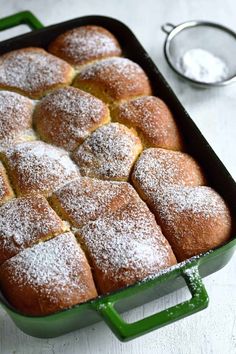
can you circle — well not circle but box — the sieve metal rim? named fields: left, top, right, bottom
left=161, top=20, right=236, bottom=87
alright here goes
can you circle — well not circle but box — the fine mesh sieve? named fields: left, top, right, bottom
left=161, top=21, right=236, bottom=87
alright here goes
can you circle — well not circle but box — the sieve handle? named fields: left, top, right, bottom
left=161, top=23, right=176, bottom=34
left=94, top=263, right=209, bottom=342
left=0, top=11, right=44, bottom=32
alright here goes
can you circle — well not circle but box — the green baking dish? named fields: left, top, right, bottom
left=0, top=11, right=235, bottom=342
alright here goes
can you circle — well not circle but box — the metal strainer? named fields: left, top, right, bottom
left=161, top=21, right=236, bottom=87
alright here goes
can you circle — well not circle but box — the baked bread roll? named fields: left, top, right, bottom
left=0, top=195, right=68, bottom=264
left=34, top=87, right=110, bottom=151
left=0, top=232, right=97, bottom=315
left=77, top=192, right=176, bottom=294
left=73, top=57, right=152, bottom=104
left=150, top=185, right=232, bottom=261
left=0, top=91, right=34, bottom=149
left=0, top=162, right=14, bottom=206
left=50, top=177, right=136, bottom=228
left=72, top=123, right=142, bottom=181
left=132, top=148, right=205, bottom=203
left=0, top=48, right=74, bottom=99
left=111, top=96, right=183, bottom=150
left=48, top=25, right=122, bottom=69
left=1, top=141, right=79, bottom=197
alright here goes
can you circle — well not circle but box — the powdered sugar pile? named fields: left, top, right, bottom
left=177, top=48, right=229, bottom=83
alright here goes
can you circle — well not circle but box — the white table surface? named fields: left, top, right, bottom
left=0, top=1, right=235, bottom=353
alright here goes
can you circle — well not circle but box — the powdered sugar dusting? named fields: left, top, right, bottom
left=0, top=48, right=73, bottom=98
left=0, top=162, right=12, bottom=202
left=0, top=91, right=33, bottom=144
left=132, top=148, right=204, bottom=199
left=35, top=87, right=108, bottom=151
left=76, top=57, right=151, bottom=100
left=4, top=141, right=79, bottom=196
left=49, top=26, right=121, bottom=66
left=78, top=198, right=174, bottom=287
left=153, top=185, right=229, bottom=224
left=73, top=123, right=142, bottom=180
left=0, top=195, right=66, bottom=262
left=115, top=96, right=182, bottom=149
left=52, top=177, right=133, bottom=227
left=2, top=233, right=89, bottom=299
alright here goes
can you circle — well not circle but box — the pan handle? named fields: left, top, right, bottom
left=94, top=264, right=209, bottom=342
left=0, top=11, right=44, bottom=32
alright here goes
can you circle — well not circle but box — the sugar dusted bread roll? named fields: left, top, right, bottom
left=132, top=148, right=205, bottom=203
left=111, top=96, right=183, bottom=150
left=34, top=87, right=110, bottom=151
left=77, top=192, right=176, bottom=294
left=1, top=141, right=79, bottom=197
left=73, top=57, right=152, bottom=104
left=0, top=162, right=14, bottom=206
left=0, top=232, right=98, bottom=315
left=0, top=48, right=74, bottom=99
left=48, top=25, right=122, bottom=68
left=0, top=91, right=35, bottom=148
left=151, top=186, right=232, bottom=261
left=72, top=123, right=142, bottom=181
left=0, top=195, right=68, bottom=264
left=50, top=177, right=136, bottom=228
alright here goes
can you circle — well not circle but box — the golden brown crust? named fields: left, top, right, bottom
left=34, top=87, right=110, bottom=151
left=0, top=161, right=14, bottom=206
left=132, top=148, right=206, bottom=204
left=0, top=232, right=98, bottom=315
left=0, top=195, right=68, bottom=264
left=73, top=57, right=152, bottom=103
left=48, top=25, right=122, bottom=68
left=76, top=190, right=176, bottom=294
left=150, top=186, right=232, bottom=261
left=1, top=141, right=79, bottom=197
left=111, top=96, right=183, bottom=150
left=50, top=177, right=137, bottom=228
left=0, top=47, right=74, bottom=99
left=72, top=123, right=142, bottom=181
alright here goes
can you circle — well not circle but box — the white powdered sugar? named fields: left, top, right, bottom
left=0, top=91, right=33, bottom=143
left=132, top=148, right=204, bottom=198
left=79, top=199, right=173, bottom=285
left=0, top=48, right=73, bottom=97
left=35, top=87, right=108, bottom=151
left=177, top=48, right=229, bottom=83
left=72, top=123, right=141, bottom=180
left=3, top=141, right=79, bottom=196
left=115, top=96, right=181, bottom=148
left=3, top=233, right=88, bottom=299
left=0, top=195, right=65, bottom=261
left=52, top=177, right=133, bottom=227
left=153, top=185, right=229, bottom=224
left=50, top=26, right=121, bottom=65
left=77, top=57, right=151, bottom=100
